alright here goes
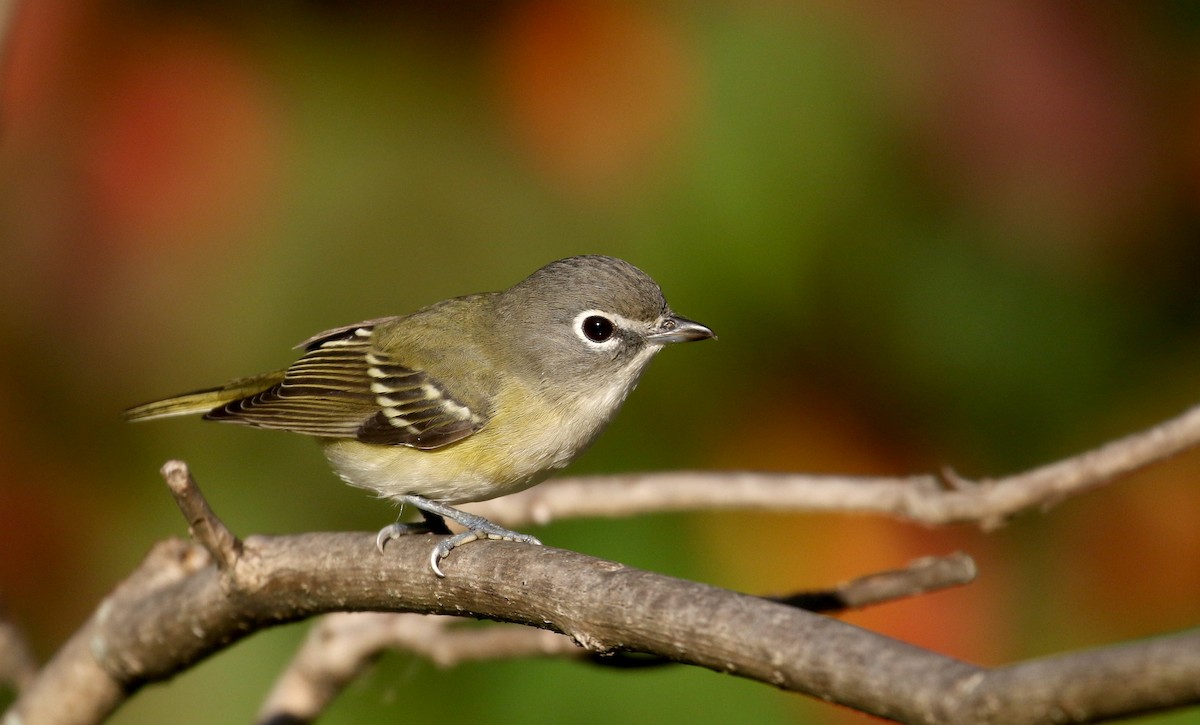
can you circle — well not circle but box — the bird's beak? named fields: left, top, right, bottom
left=647, top=315, right=716, bottom=344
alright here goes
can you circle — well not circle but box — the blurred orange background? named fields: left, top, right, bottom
left=1, top=2, right=1198, bottom=723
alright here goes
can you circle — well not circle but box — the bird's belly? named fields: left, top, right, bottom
left=319, top=380, right=629, bottom=505
left=319, top=426, right=574, bottom=505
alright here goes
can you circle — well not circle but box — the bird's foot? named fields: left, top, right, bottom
left=428, top=525, right=542, bottom=577
left=376, top=522, right=430, bottom=552
left=377, top=494, right=542, bottom=577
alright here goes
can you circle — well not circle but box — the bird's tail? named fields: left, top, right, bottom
left=123, top=371, right=286, bottom=422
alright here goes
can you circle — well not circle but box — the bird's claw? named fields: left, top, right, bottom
left=376, top=516, right=542, bottom=578
left=375, top=522, right=424, bottom=553
left=429, top=527, right=542, bottom=578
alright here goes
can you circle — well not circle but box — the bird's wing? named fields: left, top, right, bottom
left=205, top=320, right=487, bottom=449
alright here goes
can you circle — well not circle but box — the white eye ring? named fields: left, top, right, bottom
left=573, top=310, right=620, bottom=348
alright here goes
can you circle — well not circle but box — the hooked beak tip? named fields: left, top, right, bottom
left=648, top=316, right=715, bottom=344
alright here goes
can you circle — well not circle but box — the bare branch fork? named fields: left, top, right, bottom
left=7, top=402, right=1200, bottom=724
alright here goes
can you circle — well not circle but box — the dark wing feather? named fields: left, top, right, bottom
left=293, top=316, right=403, bottom=350
left=205, top=321, right=487, bottom=449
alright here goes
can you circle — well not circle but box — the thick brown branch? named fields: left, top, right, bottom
left=4, top=540, right=215, bottom=724
left=257, top=551, right=977, bottom=722
left=963, top=630, right=1200, bottom=722
left=7, top=529, right=1199, bottom=725
left=467, top=402, right=1200, bottom=530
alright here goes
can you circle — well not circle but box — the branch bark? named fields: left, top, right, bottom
left=257, top=552, right=978, bottom=723
left=7, top=525, right=1200, bottom=724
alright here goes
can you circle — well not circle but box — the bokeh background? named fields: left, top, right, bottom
left=2, top=1, right=1200, bottom=723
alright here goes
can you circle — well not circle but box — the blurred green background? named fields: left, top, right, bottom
left=2, top=1, right=1199, bottom=723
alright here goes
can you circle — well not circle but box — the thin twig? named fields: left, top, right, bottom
left=161, top=460, right=242, bottom=572
left=835, top=551, right=978, bottom=608
left=257, top=614, right=577, bottom=724
left=773, top=551, right=977, bottom=612
left=465, top=402, right=1200, bottom=530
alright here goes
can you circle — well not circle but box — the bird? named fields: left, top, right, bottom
left=125, top=255, right=715, bottom=576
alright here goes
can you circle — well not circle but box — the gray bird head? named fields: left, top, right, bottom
left=496, top=255, right=714, bottom=388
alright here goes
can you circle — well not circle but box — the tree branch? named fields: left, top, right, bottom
left=9, top=402, right=1200, bottom=723
left=161, top=460, right=242, bottom=573
left=772, top=551, right=977, bottom=613
left=256, top=614, right=578, bottom=724
left=8, top=522, right=1199, bottom=724
left=466, top=402, right=1200, bottom=530
left=256, top=551, right=978, bottom=723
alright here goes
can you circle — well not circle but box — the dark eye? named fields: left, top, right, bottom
left=581, top=315, right=615, bottom=342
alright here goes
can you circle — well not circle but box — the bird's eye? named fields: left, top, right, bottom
left=581, top=315, right=615, bottom=342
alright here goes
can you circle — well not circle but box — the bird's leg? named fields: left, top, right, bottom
left=375, top=494, right=542, bottom=577
left=416, top=508, right=454, bottom=534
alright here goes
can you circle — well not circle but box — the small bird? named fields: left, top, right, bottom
left=125, top=255, right=714, bottom=576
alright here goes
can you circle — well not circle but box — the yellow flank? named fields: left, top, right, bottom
left=320, top=372, right=632, bottom=503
